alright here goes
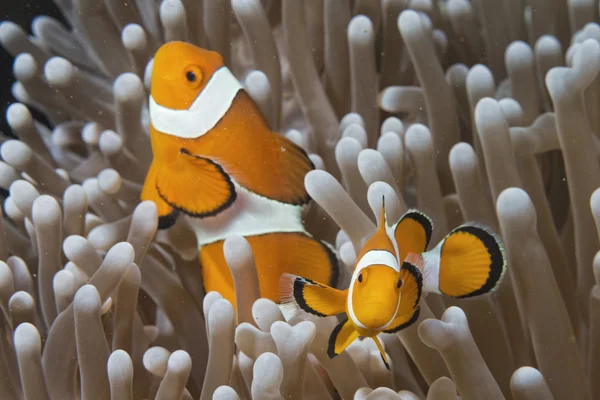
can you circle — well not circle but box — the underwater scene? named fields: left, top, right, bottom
left=0, top=0, right=599, bottom=399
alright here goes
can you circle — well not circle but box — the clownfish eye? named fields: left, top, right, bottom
left=186, top=71, right=196, bottom=82
left=397, top=279, right=403, bottom=289
left=358, top=273, right=363, bottom=283
left=183, top=65, right=202, bottom=89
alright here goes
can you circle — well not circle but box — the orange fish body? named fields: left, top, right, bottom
left=142, top=42, right=338, bottom=306
left=281, top=200, right=506, bottom=369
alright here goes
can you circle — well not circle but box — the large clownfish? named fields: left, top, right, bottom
left=281, top=200, right=506, bottom=369
left=142, top=42, right=339, bottom=307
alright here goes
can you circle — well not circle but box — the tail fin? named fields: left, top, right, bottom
left=406, top=223, right=506, bottom=298
left=279, top=273, right=347, bottom=321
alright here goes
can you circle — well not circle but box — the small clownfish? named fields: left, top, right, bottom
left=141, top=42, right=339, bottom=309
left=280, top=200, right=506, bottom=369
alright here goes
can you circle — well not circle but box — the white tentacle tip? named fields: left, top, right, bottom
left=223, top=235, right=254, bottom=273
left=44, top=56, right=74, bottom=87
left=404, top=123, right=433, bottom=153
left=143, top=346, right=171, bottom=377
left=160, top=0, right=187, bottom=28
left=572, top=39, right=600, bottom=88
left=474, top=97, right=508, bottom=134
left=73, top=284, right=102, bottom=313
left=253, top=352, right=283, bottom=385
left=340, top=113, right=365, bottom=131
left=98, top=169, right=121, bottom=195
left=132, top=200, right=159, bottom=227
left=6, top=103, right=33, bottom=129
left=103, top=241, right=136, bottom=270
left=447, top=0, right=471, bottom=15
left=1, top=140, right=34, bottom=169
left=506, top=41, right=534, bottom=65
left=348, top=15, right=375, bottom=44
left=208, top=298, right=235, bottom=331
left=398, top=9, right=422, bottom=36
left=418, top=306, right=468, bottom=350
left=167, top=350, right=192, bottom=375
left=14, top=322, right=42, bottom=353
left=108, top=349, right=134, bottom=381
left=113, top=72, right=145, bottom=102
left=122, top=23, right=148, bottom=50
left=213, top=386, right=240, bottom=400
left=510, top=366, right=552, bottom=396
left=534, top=35, right=562, bottom=54
left=449, top=142, right=476, bottom=172
left=98, top=130, right=124, bottom=155
left=32, top=195, right=62, bottom=226
left=591, top=188, right=600, bottom=218
left=496, top=187, right=536, bottom=229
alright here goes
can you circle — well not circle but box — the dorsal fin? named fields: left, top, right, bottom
left=356, top=197, right=396, bottom=262
left=379, top=196, right=388, bottom=230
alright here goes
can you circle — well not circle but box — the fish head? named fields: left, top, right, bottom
left=348, top=197, right=404, bottom=331
left=146, top=41, right=227, bottom=162
left=350, top=263, right=402, bottom=331
left=151, top=41, right=225, bottom=110
left=141, top=42, right=239, bottom=225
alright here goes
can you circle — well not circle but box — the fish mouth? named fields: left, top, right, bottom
left=357, top=295, right=401, bottom=331
left=380, top=295, right=402, bottom=330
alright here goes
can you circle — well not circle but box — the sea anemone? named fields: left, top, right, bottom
left=0, top=0, right=598, bottom=399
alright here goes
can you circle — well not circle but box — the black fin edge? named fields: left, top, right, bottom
left=327, top=318, right=348, bottom=359
left=444, top=224, right=506, bottom=299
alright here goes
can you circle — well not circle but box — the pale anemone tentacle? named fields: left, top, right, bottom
left=2, top=0, right=600, bottom=398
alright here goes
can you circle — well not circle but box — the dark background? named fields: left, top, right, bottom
left=1, top=0, right=65, bottom=134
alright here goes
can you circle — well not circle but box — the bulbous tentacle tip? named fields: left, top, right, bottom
left=13, top=322, right=42, bottom=353
left=107, top=349, right=134, bottom=380
left=113, top=72, right=145, bottom=102
left=143, top=346, right=172, bottom=377
left=497, top=187, right=537, bottom=232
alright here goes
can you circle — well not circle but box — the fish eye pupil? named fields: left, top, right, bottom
left=186, top=71, right=196, bottom=83
left=397, top=279, right=403, bottom=289
left=358, top=274, right=363, bottom=283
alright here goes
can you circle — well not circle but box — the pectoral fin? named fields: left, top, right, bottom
left=327, top=318, right=360, bottom=358
left=383, top=261, right=423, bottom=334
left=141, top=161, right=179, bottom=229
left=155, top=150, right=236, bottom=218
left=279, top=274, right=346, bottom=318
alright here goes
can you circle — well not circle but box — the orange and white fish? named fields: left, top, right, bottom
left=141, top=42, right=338, bottom=308
left=281, top=201, right=506, bottom=369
